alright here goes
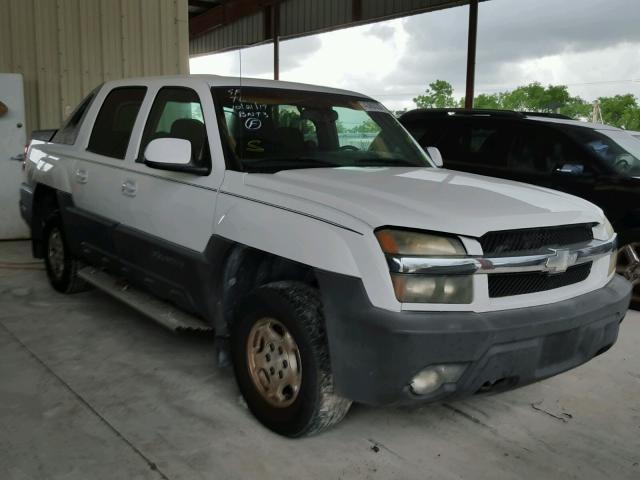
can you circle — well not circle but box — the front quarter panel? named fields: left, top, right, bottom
left=213, top=175, right=401, bottom=311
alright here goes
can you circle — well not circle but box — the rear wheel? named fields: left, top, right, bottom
left=43, top=213, right=88, bottom=294
left=231, top=281, right=351, bottom=437
left=617, top=242, right=640, bottom=309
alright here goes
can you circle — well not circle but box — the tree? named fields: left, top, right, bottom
left=472, top=93, right=502, bottom=109
left=599, top=94, right=640, bottom=130
left=559, top=97, right=591, bottom=120
left=412, top=80, right=640, bottom=129
left=499, top=83, right=575, bottom=112
left=413, top=80, right=457, bottom=109
left=619, top=108, right=640, bottom=131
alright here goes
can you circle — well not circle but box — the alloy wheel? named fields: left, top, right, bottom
left=617, top=243, right=640, bottom=305
left=246, top=317, right=302, bottom=408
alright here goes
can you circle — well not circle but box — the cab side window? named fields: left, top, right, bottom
left=508, top=126, right=582, bottom=175
left=469, top=123, right=512, bottom=168
left=139, top=87, right=210, bottom=168
left=438, top=120, right=512, bottom=169
left=87, top=87, right=146, bottom=159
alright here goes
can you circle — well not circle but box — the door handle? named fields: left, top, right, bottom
left=121, top=179, right=137, bottom=197
left=75, top=169, right=88, bottom=184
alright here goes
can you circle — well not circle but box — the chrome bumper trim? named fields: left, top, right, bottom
left=387, top=235, right=617, bottom=275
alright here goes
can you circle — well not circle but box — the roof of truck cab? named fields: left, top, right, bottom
left=399, top=108, right=623, bottom=132
left=101, top=74, right=372, bottom=100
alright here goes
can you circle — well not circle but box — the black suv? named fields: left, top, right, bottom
left=399, top=109, right=640, bottom=306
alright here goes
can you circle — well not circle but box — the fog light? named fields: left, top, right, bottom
left=391, top=274, right=473, bottom=303
left=409, top=364, right=468, bottom=395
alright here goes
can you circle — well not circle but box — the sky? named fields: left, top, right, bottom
left=189, top=0, right=640, bottom=111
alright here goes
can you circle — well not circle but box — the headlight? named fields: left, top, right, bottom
left=375, top=229, right=466, bottom=256
left=376, top=229, right=472, bottom=304
left=593, top=218, right=614, bottom=241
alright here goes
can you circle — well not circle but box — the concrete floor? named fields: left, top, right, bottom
left=0, top=240, right=638, bottom=480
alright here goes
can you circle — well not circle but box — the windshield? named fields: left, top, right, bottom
left=562, top=126, right=640, bottom=177
left=212, top=87, right=432, bottom=173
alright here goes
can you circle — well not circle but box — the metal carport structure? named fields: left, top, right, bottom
left=188, top=0, right=484, bottom=109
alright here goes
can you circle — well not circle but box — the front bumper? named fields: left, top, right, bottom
left=317, top=273, right=631, bottom=406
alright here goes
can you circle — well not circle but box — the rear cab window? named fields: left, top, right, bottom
left=51, top=87, right=99, bottom=145
left=87, top=87, right=147, bottom=159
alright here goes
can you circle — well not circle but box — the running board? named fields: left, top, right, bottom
left=78, top=267, right=212, bottom=332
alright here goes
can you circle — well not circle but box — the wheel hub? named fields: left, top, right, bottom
left=48, top=228, right=65, bottom=279
left=246, top=318, right=301, bottom=408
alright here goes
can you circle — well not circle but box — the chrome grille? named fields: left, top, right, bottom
left=480, top=224, right=594, bottom=256
left=488, top=262, right=592, bottom=298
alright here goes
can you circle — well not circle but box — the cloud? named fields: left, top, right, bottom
left=367, top=23, right=396, bottom=41
left=190, top=43, right=274, bottom=78
left=281, top=35, right=322, bottom=70
left=388, top=0, right=640, bottom=99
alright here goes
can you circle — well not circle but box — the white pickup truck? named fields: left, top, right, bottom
left=20, top=75, right=631, bottom=437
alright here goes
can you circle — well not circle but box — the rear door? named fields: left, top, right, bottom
left=70, top=86, right=147, bottom=266
left=0, top=73, right=29, bottom=239
left=511, top=123, right=596, bottom=197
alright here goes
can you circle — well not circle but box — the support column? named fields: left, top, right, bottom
left=464, top=0, right=479, bottom=110
left=273, top=2, right=280, bottom=80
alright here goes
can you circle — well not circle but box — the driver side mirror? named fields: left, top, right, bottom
left=426, top=146, right=444, bottom=168
left=144, top=138, right=208, bottom=175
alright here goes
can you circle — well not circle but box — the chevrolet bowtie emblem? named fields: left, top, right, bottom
left=545, top=249, right=579, bottom=274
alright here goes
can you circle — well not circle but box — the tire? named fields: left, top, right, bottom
left=231, top=281, right=351, bottom=437
left=43, top=212, right=88, bottom=294
left=617, top=242, right=640, bottom=310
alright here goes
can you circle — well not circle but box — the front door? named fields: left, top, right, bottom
left=0, top=73, right=29, bottom=239
left=116, top=85, right=221, bottom=316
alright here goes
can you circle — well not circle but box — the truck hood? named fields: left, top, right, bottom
left=243, top=167, right=603, bottom=238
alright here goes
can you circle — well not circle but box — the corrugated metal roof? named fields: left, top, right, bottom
left=191, top=11, right=264, bottom=54
left=0, top=0, right=189, bottom=132
left=190, top=0, right=470, bottom=56
left=280, top=0, right=351, bottom=38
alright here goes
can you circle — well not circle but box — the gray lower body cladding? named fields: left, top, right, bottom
left=317, top=272, right=631, bottom=406
left=19, top=183, right=33, bottom=227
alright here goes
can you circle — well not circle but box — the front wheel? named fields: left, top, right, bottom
left=617, top=242, right=640, bottom=309
left=231, top=281, right=351, bottom=437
